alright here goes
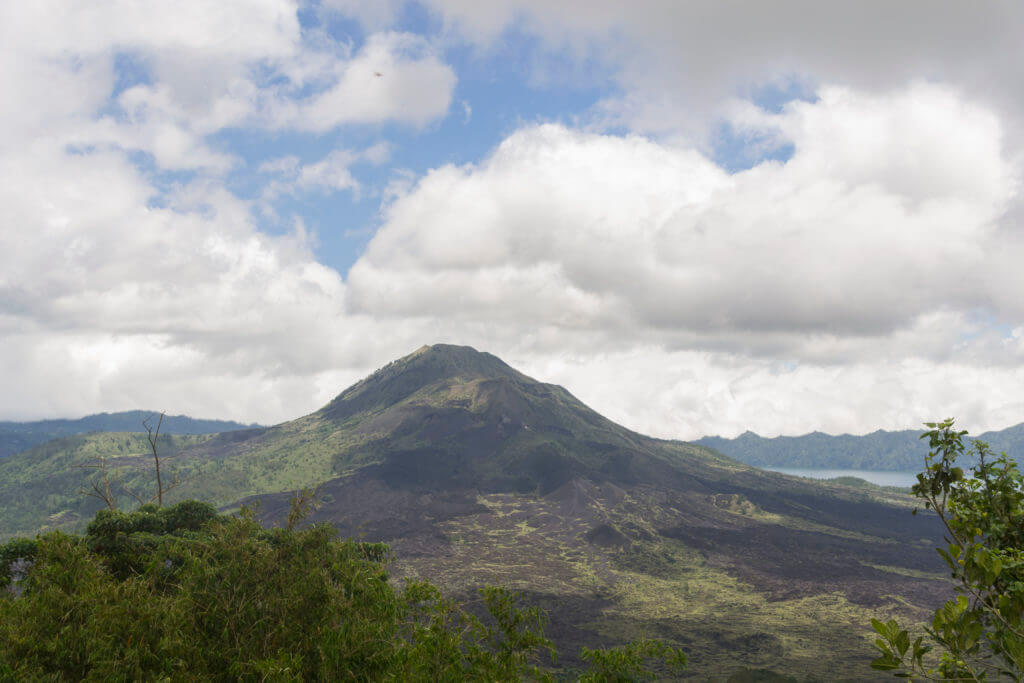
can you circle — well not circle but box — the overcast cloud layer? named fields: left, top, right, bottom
left=1, top=1, right=1022, bottom=439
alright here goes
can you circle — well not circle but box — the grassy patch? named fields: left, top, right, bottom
left=595, top=540, right=923, bottom=679
left=859, top=561, right=948, bottom=581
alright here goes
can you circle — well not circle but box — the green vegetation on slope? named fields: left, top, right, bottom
left=696, top=423, right=1024, bottom=471
left=0, top=432, right=212, bottom=538
left=0, top=344, right=733, bottom=540
left=396, top=485, right=935, bottom=679
left=0, top=501, right=686, bottom=681
left=0, top=344, right=953, bottom=678
left=0, top=410, right=258, bottom=459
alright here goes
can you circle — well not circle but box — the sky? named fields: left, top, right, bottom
left=2, top=1, right=1024, bottom=440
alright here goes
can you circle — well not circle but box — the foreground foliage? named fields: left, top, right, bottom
left=871, top=419, right=1024, bottom=680
left=0, top=500, right=686, bottom=681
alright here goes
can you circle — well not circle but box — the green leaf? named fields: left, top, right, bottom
left=870, top=657, right=900, bottom=671
left=895, top=630, right=910, bottom=657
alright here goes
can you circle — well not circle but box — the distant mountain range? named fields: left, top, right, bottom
left=0, top=344, right=951, bottom=678
left=0, top=411, right=258, bottom=459
left=696, top=423, right=1024, bottom=471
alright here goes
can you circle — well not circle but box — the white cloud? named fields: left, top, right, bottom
left=2, top=0, right=1023, bottom=443
left=337, top=83, right=1024, bottom=437
left=0, top=1, right=459, bottom=423
left=259, top=156, right=302, bottom=175
left=0, top=0, right=302, bottom=170
left=262, top=149, right=360, bottom=199
left=0, top=3, right=454, bottom=177
left=349, top=85, right=1017, bottom=348
left=523, top=349, right=1024, bottom=440
left=387, top=0, right=1024, bottom=144
left=286, top=32, right=456, bottom=131
left=0, top=130, right=363, bottom=423
left=257, top=143, right=393, bottom=205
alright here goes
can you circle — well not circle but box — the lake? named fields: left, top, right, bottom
left=764, top=467, right=919, bottom=488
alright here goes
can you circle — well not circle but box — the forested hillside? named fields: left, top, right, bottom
left=0, top=411, right=258, bottom=459
left=697, top=423, right=1024, bottom=471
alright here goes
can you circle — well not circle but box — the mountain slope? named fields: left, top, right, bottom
left=697, top=422, right=1024, bottom=471
left=0, top=411, right=258, bottom=459
left=0, top=344, right=952, bottom=679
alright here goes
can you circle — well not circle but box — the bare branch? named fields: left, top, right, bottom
left=144, top=411, right=166, bottom=507
left=74, top=455, right=118, bottom=510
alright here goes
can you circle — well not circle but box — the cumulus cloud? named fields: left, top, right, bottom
left=259, top=150, right=360, bottom=203
left=332, top=0, right=1024, bottom=142
left=258, top=143, right=392, bottom=204
left=338, top=83, right=1024, bottom=437
left=3, top=0, right=1023, bottom=442
left=0, top=140, right=348, bottom=345
left=349, top=84, right=1018, bottom=353
left=524, top=349, right=1024, bottom=441
left=0, top=1, right=454, bottom=422
left=0, top=0, right=298, bottom=169
left=285, top=32, right=456, bottom=131
left=0, top=3, right=454, bottom=175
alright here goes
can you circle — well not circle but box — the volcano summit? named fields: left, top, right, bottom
left=0, top=344, right=951, bottom=678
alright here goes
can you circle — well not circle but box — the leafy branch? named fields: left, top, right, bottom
left=870, top=419, right=1024, bottom=681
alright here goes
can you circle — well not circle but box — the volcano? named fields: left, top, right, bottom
left=0, top=344, right=951, bottom=679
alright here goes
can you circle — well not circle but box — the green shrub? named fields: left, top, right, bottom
left=0, top=500, right=685, bottom=681
left=870, top=419, right=1023, bottom=680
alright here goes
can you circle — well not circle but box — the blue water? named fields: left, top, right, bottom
left=764, top=467, right=918, bottom=488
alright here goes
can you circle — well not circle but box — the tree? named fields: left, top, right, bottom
left=0, top=500, right=687, bottom=680
left=76, top=452, right=121, bottom=510
left=143, top=412, right=176, bottom=507
left=870, top=419, right=1024, bottom=680
left=76, top=411, right=182, bottom=511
